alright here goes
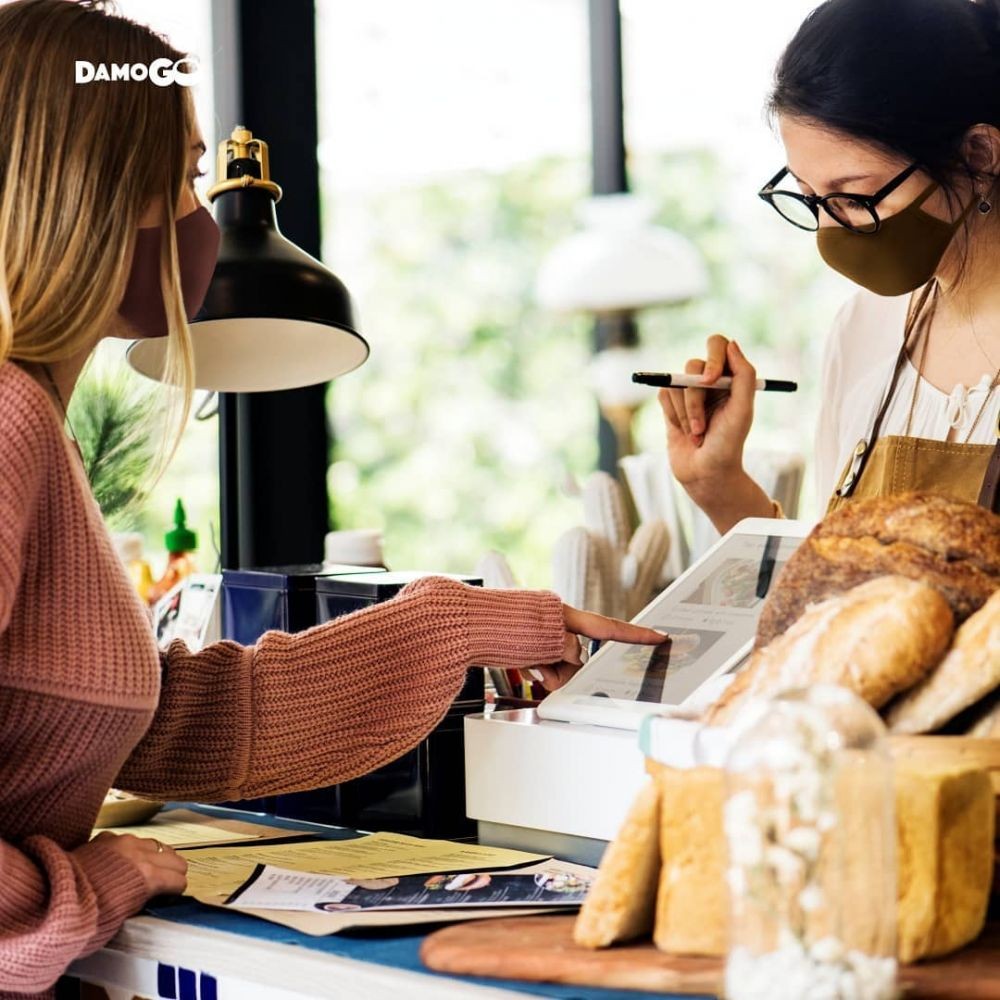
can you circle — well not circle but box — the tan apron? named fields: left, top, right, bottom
left=828, top=281, right=1000, bottom=515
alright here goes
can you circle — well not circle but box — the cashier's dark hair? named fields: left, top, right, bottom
left=769, top=0, right=1000, bottom=207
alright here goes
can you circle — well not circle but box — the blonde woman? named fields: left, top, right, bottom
left=0, top=2, right=663, bottom=994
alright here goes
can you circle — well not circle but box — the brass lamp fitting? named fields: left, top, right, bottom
left=207, top=125, right=283, bottom=204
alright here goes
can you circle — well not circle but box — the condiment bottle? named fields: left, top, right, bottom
left=148, top=499, right=198, bottom=605
left=114, top=532, right=155, bottom=604
left=723, top=685, right=897, bottom=1000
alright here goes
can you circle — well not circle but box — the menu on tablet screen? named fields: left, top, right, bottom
left=562, top=532, right=803, bottom=707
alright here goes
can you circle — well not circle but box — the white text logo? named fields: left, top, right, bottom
left=75, top=57, right=200, bottom=87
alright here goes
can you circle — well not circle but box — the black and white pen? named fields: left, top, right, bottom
left=632, top=372, right=798, bottom=393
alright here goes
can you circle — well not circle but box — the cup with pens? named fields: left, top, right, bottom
left=487, top=667, right=543, bottom=706
left=487, top=639, right=603, bottom=708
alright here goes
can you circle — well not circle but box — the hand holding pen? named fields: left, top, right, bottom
left=654, top=334, right=780, bottom=533
left=655, top=334, right=763, bottom=450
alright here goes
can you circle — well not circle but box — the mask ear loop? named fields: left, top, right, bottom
left=909, top=179, right=978, bottom=224
left=910, top=180, right=940, bottom=210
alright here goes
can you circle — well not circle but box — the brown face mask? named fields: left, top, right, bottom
left=117, top=205, right=221, bottom=339
left=816, top=182, right=974, bottom=297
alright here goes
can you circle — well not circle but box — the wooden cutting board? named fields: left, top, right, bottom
left=421, top=915, right=1000, bottom=998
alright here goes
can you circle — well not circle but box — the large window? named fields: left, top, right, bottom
left=72, top=1, right=855, bottom=581
left=317, top=0, right=594, bottom=583
left=317, top=0, right=851, bottom=586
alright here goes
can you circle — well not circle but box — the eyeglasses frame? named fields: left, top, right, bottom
left=758, top=161, right=922, bottom=234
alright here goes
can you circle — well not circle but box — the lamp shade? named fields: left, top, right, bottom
left=128, top=127, right=368, bottom=393
left=536, top=193, right=707, bottom=313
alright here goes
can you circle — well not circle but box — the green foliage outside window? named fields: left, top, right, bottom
left=327, top=149, right=842, bottom=587
left=67, top=369, right=157, bottom=531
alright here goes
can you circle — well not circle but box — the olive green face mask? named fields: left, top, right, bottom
left=817, top=182, right=974, bottom=297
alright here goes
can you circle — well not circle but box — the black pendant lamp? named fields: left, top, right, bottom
left=128, top=126, right=369, bottom=391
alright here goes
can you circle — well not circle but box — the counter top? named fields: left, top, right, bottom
left=67, top=804, right=709, bottom=1000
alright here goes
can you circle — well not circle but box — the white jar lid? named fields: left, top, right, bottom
left=324, top=528, right=384, bottom=567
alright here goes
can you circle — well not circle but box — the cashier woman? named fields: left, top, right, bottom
left=662, top=0, right=1000, bottom=530
left=0, top=2, right=664, bottom=994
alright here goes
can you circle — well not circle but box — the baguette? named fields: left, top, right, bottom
left=887, top=589, right=1000, bottom=734
left=707, top=576, right=953, bottom=726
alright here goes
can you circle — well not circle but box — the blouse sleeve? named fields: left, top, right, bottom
left=814, top=295, right=855, bottom=506
left=115, top=576, right=566, bottom=802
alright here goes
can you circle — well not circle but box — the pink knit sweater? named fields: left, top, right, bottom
left=0, top=360, right=566, bottom=998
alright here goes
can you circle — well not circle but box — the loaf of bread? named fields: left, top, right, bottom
left=886, top=589, right=1000, bottom=734
left=894, top=762, right=995, bottom=963
left=652, top=765, right=726, bottom=957
left=756, top=493, right=999, bottom=648
left=645, top=759, right=994, bottom=963
left=706, top=576, right=953, bottom=726
left=574, top=779, right=660, bottom=948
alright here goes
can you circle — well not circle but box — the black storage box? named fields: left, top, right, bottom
left=221, top=563, right=385, bottom=645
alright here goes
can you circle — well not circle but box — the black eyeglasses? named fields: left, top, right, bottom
left=758, top=161, right=921, bottom=234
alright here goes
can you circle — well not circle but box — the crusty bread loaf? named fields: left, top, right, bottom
left=643, top=761, right=995, bottom=964
left=652, top=766, right=727, bottom=957
left=894, top=763, right=996, bottom=962
left=706, top=576, right=953, bottom=726
left=822, top=493, right=1000, bottom=573
left=756, top=493, right=999, bottom=648
left=574, top=779, right=660, bottom=948
left=887, top=590, right=1000, bottom=734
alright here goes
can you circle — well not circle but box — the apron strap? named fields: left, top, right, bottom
left=835, top=281, right=938, bottom=499
left=976, top=412, right=1000, bottom=514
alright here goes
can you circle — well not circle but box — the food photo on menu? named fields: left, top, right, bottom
left=225, top=864, right=594, bottom=913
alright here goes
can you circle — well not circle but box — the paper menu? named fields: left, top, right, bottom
left=181, top=831, right=549, bottom=904
left=92, top=808, right=281, bottom=849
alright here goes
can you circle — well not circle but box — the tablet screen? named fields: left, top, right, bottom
left=538, top=523, right=809, bottom=726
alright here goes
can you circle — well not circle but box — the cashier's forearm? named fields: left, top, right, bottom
left=684, top=470, right=776, bottom=535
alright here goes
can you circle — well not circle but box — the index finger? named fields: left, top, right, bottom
left=563, top=607, right=666, bottom=645
left=701, top=333, right=730, bottom=384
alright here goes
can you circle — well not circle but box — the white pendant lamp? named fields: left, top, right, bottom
left=536, top=192, right=707, bottom=313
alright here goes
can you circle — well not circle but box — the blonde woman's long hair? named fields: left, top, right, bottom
left=0, top=0, right=198, bottom=468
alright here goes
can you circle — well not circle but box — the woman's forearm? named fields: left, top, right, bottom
left=685, top=470, right=777, bottom=536
left=116, top=577, right=565, bottom=802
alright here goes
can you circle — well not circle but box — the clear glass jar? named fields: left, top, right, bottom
left=723, top=685, right=897, bottom=1000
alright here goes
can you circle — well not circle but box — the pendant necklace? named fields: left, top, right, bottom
left=40, top=363, right=85, bottom=460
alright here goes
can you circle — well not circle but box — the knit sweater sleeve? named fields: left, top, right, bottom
left=0, top=835, right=149, bottom=993
left=0, top=380, right=49, bottom=634
left=116, top=576, right=566, bottom=801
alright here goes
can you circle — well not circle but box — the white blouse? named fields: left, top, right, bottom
left=814, top=289, right=1000, bottom=503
